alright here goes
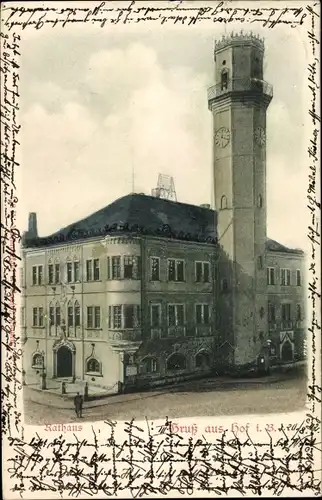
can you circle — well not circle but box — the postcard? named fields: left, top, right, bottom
left=1, top=0, right=321, bottom=498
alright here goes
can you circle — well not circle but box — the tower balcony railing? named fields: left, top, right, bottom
left=207, top=78, right=273, bottom=103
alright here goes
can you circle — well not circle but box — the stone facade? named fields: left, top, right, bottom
left=22, top=234, right=218, bottom=391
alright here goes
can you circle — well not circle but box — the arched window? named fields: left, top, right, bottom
left=86, top=358, right=100, bottom=373
left=195, top=351, right=211, bottom=369
left=66, top=257, right=73, bottom=283
left=67, top=300, right=73, bottom=328
left=258, top=194, right=263, bottom=208
left=48, top=258, right=54, bottom=285
left=141, top=357, right=159, bottom=374
left=74, top=300, right=80, bottom=327
left=32, top=353, right=43, bottom=368
left=54, top=258, right=61, bottom=284
left=281, top=341, right=293, bottom=362
left=220, top=195, right=227, bottom=210
left=73, top=255, right=80, bottom=282
left=221, top=69, right=229, bottom=91
left=166, top=353, right=186, bottom=371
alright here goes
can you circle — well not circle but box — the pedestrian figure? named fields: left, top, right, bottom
left=74, top=392, right=83, bottom=418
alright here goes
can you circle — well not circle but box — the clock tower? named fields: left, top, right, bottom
left=208, top=33, right=273, bottom=369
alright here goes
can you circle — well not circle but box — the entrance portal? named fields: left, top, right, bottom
left=57, top=346, right=73, bottom=377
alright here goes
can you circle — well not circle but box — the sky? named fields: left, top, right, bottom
left=18, top=11, right=310, bottom=250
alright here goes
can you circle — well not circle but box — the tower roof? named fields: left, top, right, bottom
left=214, top=32, right=265, bottom=53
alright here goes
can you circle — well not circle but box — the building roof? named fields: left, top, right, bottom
left=23, top=193, right=217, bottom=248
left=23, top=193, right=304, bottom=255
left=266, top=238, right=303, bottom=255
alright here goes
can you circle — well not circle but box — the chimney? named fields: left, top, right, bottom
left=28, top=212, right=38, bottom=238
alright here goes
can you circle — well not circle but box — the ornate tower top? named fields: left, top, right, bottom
left=214, top=31, right=265, bottom=53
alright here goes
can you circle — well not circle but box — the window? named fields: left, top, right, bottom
left=55, top=306, right=61, bottom=326
left=258, top=256, right=263, bottom=270
left=32, top=353, right=44, bottom=368
left=124, top=305, right=134, bottom=328
left=124, top=305, right=140, bottom=328
left=125, top=256, right=140, bottom=279
left=66, top=259, right=80, bottom=283
left=48, top=262, right=59, bottom=284
left=281, top=268, right=291, bottom=286
left=86, top=260, right=92, bottom=281
left=54, top=263, right=60, bottom=284
left=32, top=265, right=43, bottom=285
left=168, top=259, right=185, bottom=282
left=296, top=269, right=301, bottom=286
left=67, top=304, right=74, bottom=327
left=124, top=256, right=134, bottom=279
left=221, top=69, right=228, bottom=91
left=74, top=261, right=80, bottom=281
left=282, top=303, right=291, bottom=321
left=195, top=262, right=210, bottom=283
left=32, top=307, right=38, bottom=327
left=258, top=194, right=263, bottom=208
left=267, top=267, right=276, bottom=285
left=168, top=304, right=185, bottom=327
left=108, top=305, right=140, bottom=329
left=67, top=262, right=73, bottom=283
left=86, top=358, right=100, bottom=373
left=296, top=304, right=302, bottom=321
left=86, top=259, right=100, bottom=281
left=86, top=306, right=101, bottom=328
left=112, top=305, right=122, bottom=329
left=151, top=304, right=161, bottom=328
left=151, top=257, right=160, bottom=281
left=32, top=307, right=44, bottom=327
left=268, top=302, right=276, bottom=323
left=196, top=304, right=210, bottom=325
left=93, top=259, right=100, bottom=281
left=48, top=303, right=61, bottom=332
left=48, top=264, right=54, bottom=284
left=67, top=300, right=81, bottom=330
left=75, top=302, right=80, bottom=327
left=112, top=256, right=121, bottom=279
left=220, top=195, right=227, bottom=210
left=141, top=357, right=159, bottom=374
left=49, top=306, right=55, bottom=326
left=167, top=353, right=186, bottom=371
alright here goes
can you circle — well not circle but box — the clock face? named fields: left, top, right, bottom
left=215, top=127, right=231, bottom=149
left=254, top=126, right=266, bottom=146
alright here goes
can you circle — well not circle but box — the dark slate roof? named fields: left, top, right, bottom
left=23, top=194, right=217, bottom=248
left=23, top=193, right=303, bottom=255
left=266, top=238, right=304, bottom=255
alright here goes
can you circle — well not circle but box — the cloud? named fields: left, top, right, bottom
left=21, top=42, right=212, bottom=236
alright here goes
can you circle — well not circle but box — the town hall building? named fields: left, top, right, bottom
left=21, top=33, right=306, bottom=394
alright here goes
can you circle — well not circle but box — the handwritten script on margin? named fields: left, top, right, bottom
left=3, top=0, right=309, bottom=30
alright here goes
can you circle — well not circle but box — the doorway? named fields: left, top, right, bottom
left=56, top=345, right=73, bottom=377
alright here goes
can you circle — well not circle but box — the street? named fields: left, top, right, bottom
left=23, top=372, right=307, bottom=425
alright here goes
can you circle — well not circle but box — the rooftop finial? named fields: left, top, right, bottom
left=214, top=31, right=265, bottom=52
